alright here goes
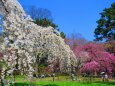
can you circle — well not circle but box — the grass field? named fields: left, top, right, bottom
left=11, top=76, right=115, bottom=86
left=14, top=81, right=115, bottom=86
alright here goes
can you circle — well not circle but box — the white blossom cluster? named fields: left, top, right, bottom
left=0, top=0, right=77, bottom=85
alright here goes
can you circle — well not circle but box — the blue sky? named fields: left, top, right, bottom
left=0, top=16, right=3, bottom=32
left=19, top=0, right=115, bottom=41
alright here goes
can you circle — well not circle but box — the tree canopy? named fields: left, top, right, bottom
left=94, top=3, right=115, bottom=41
left=35, top=18, right=58, bottom=29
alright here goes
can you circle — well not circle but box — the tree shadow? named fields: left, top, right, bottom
left=11, top=83, right=35, bottom=86
left=11, top=83, right=59, bottom=86
left=105, top=82, right=115, bottom=85
left=42, top=84, right=59, bottom=86
left=94, top=81, right=115, bottom=85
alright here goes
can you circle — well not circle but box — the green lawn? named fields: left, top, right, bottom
left=14, top=81, right=115, bottom=86
left=8, top=76, right=115, bottom=86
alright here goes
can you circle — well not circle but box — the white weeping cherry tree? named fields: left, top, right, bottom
left=0, top=0, right=77, bottom=85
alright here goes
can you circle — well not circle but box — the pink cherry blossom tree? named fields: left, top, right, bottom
left=67, top=41, right=115, bottom=76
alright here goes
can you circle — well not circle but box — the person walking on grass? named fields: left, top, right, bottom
left=105, top=73, right=108, bottom=81
left=101, top=72, right=105, bottom=82
left=52, top=73, right=55, bottom=81
left=71, top=72, right=75, bottom=81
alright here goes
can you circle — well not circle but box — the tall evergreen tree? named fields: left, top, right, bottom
left=94, top=3, right=115, bottom=41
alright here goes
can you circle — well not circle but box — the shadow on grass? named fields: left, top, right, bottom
left=107, top=82, right=115, bottom=85
left=11, top=83, right=35, bottom=86
left=93, top=81, right=115, bottom=85
left=12, top=83, right=59, bottom=86
left=42, top=84, right=59, bottom=86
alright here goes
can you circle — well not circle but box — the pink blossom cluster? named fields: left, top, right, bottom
left=67, top=41, right=115, bottom=74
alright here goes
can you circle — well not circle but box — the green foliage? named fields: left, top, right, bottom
left=60, top=32, right=66, bottom=38
left=0, top=36, right=4, bottom=44
left=34, top=18, right=66, bottom=38
left=94, top=2, right=115, bottom=41
left=37, top=52, right=48, bottom=66
left=0, top=60, right=6, bottom=76
left=104, top=41, right=115, bottom=54
left=35, top=18, right=58, bottom=29
left=36, top=53, right=48, bottom=73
